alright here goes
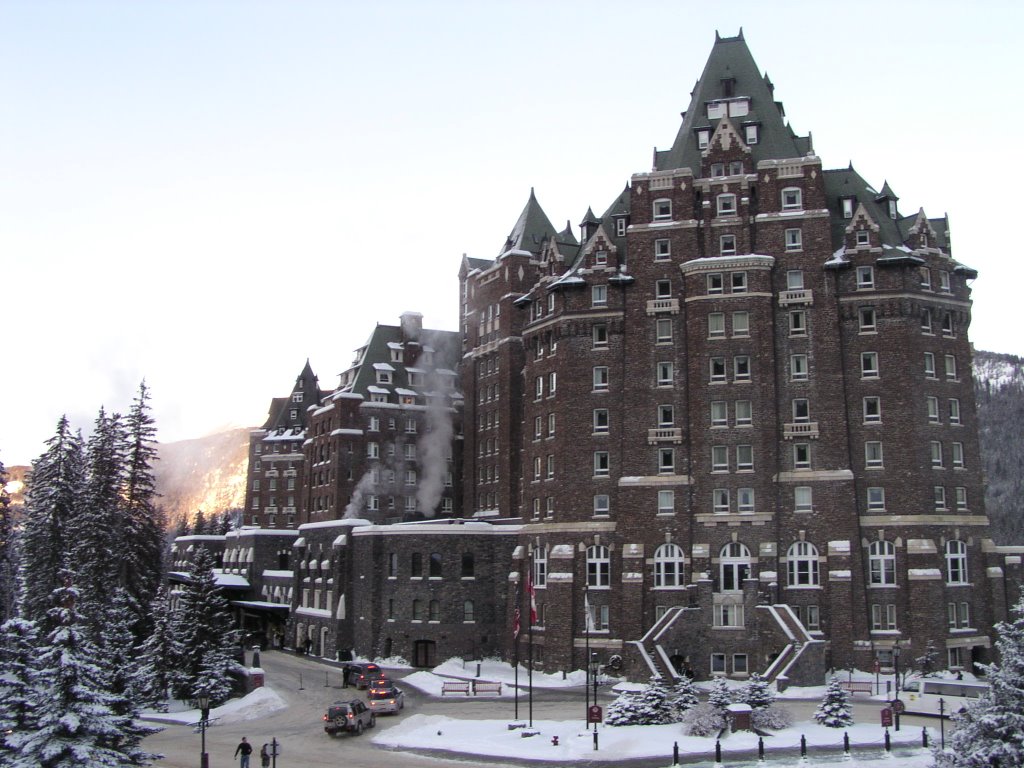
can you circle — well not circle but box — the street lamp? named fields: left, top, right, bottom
left=197, top=691, right=210, bottom=768
left=892, top=642, right=901, bottom=732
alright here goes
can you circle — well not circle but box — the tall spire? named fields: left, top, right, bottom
left=499, top=188, right=557, bottom=257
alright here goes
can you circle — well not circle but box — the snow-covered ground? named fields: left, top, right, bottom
left=399, top=656, right=589, bottom=697
left=141, top=686, right=288, bottom=726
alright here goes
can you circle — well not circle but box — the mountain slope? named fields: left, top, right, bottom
left=153, top=428, right=250, bottom=526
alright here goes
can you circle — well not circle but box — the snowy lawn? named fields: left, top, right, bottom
left=399, top=657, right=589, bottom=697
left=371, top=714, right=934, bottom=763
left=140, top=686, right=288, bottom=726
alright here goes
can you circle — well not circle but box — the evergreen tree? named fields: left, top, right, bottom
left=0, top=617, right=41, bottom=759
left=737, top=672, right=775, bottom=710
left=98, top=589, right=144, bottom=715
left=708, top=675, right=732, bottom=712
left=0, top=459, right=17, bottom=623
left=916, top=641, right=940, bottom=677
left=170, top=547, right=238, bottom=704
left=669, top=676, right=700, bottom=720
left=605, top=688, right=645, bottom=726
left=133, top=587, right=177, bottom=712
left=935, top=596, right=1024, bottom=768
left=19, top=417, right=85, bottom=629
left=8, top=574, right=159, bottom=768
left=814, top=676, right=854, bottom=727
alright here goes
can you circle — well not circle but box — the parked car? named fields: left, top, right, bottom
left=346, top=662, right=386, bottom=690
left=322, top=699, right=376, bottom=736
left=366, top=685, right=405, bottom=715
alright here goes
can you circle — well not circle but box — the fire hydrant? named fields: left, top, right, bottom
left=551, top=736, right=559, bottom=746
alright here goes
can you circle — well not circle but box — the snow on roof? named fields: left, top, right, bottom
left=292, top=537, right=306, bottom=547
left=373, top=362, right=396, bottom=371
left=395, top=388, right=418, bottom=397
left=367, top=385, right=390, bottom=394
left=333, top=534, right=348, bottom=547
left=332, top=428, right=363, bottom=436
left=298, top=518, right=372, bottom=531
left=261, top=569, right=293, bottom=579
left=225, top=528, right=299, bottom=540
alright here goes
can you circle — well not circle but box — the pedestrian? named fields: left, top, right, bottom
left=342, top=663, right=351, bottom=688
left=259, top=743, right=271, bottom=767
left=305, top=637, right=313, bottom=655
left=234, top=736, right=253, bottom=768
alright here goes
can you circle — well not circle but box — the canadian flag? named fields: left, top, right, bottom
left=527, top=571, right=538, bottom=625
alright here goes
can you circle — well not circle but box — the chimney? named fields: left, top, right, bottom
left=400, top=311, right=423, bottom=342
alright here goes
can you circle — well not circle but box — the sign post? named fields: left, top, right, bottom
left=881, top=707, right=893, bottom=728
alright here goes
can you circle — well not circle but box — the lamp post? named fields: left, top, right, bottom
left=892, top=642, right=901, bottom=732
left=197, top=691, right=210, bottom=768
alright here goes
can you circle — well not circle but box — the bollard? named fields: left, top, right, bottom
left=593, top=729, right=599, bottom=751
left=673, top=741, right=679, bottom=765
left=715, top=739, right=722, bottom=763
left=884, top=728, right=891, bottom=752
left=324, top=671, right=329, bottom=687
left=298, top=673, right=304, bottom=691
left=551, top=735, right=559, bottom=747
left=843, top=731, right=850, bottom=754
left=800, top=734, right=806, bottom=758
left=922, top=727, right=928, bottom=748
left=476, top=663, right=481, bottom=678
left=758, top=736, right=764, bottom=761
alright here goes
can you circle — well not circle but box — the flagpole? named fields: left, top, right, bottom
left=528, top=548, right=534, bottom=729
left=585, top=584, right=591, bottom=725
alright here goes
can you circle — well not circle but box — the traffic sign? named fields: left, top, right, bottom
left=881, top=707, right=893, bottom=727
left=587, top=705, right=603, bottom=724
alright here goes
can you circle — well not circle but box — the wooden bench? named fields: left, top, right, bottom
left=441, top=680, right=471, bottom=696
left=472, top=680, right=502, bottom=696
left=840, top=681, right=873, bottom=695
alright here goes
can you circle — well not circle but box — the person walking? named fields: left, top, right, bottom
left=259, top=743, right=271, bottom=767
left=342, top=663, right=351, bottom=688
left=234, top=736, right=253, bottom=767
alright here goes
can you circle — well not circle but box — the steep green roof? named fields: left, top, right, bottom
left=499, top=188, right=557, bottom=257
left=823, top=167, right=905, bottom=249
left=655, top=31, right=807, bottom=172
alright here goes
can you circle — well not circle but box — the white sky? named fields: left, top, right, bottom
left=2, top=0, right=1021, bottom=465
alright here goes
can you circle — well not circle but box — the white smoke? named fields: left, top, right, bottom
left=415, top=331, right=457, bottom=518
left=343, top=471, right=378, bottom=519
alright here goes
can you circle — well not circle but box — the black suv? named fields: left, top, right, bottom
left=323, top=699, right=376, bottom=736
left=346, top=662, right=386, bottom=690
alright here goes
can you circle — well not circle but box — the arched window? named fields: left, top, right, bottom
left=461, top=552, right=475, bottom=578
left=429, top=553, right=443, bottom=578
left=587, top=545, right=611, bottom=588
left=787, top=541, right=820, bottom=586
left=946, top=540, right=968, bottom=584
left=532, top=545, right=548, bottom=588
left=653, top=543, right=685, bottom=587
left=868, top=540, right=896, bottom=585
left=720, top=542, right=751, bottom=591
left=463, top=600, right=475, bottom=622
left=410, top=552, right=422, bottom=577
left=429, top=599, right=440, bottom=621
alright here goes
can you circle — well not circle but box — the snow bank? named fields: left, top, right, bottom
left=141, top=686, right=288, bottom=725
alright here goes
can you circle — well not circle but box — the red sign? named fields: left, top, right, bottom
left=881, top=708, right=893, bottom=727
left=873, top=659, right=880, bottom=674
left=588, top=705, right=603, bottom=724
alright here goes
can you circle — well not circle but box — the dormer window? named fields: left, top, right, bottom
left=856, top=229, right=870, bottom=246
left=377, top=370, right=392, bottom=384
left=697, top=129, right=710, bottom=150
left=615, top=217, right=627, bottom=237
left=781, top=188, right=802, bottom=211
left=391, top=349, right=402, bottom=362
left=744, top=124, right=759, bottom=145
left=729, top=161, right=744, bottom=176
left=292, top=392, right=304, bottom=403
left=594, top=250, right=607, bottom=267
left=722, top=78, right=736, bottom=98
left=888, top=200, right=897, bottom=220
left=711, top=162, right=725, bottom=178
left=717, top=194, right=737, bottom=217
left=653, top=199, right=672, bottom=221
left=842, top=198, right=855, bottom=219
left=707, top=102, right=726, bottom=119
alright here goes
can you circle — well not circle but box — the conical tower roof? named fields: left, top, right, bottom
left=500, top=188, right=557, bottom=257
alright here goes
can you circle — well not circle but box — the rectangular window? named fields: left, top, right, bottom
left=737, top=487, right=755, bottom=513
left=653, top=199, right=672, bottom=221
left=952, top=442, right=965, bottom=468
left=710, top=357, right=726, bottom=382
left=927, top=396, right=940, bottom=423
left=717, top=194, right=737, bottom=216
left=657, top=489, right=674, bottom=515
left=535, top=376, right=544, bottom=399
left=592, top=285, right=607, bottom=307
left=594, top=494, right=610, bottom=516
left=934, top=485, right=947, bottom=510
left=710, top=401, right=727, bottom=428
left=736, top=445, right=753, bottom=471
left=658, top=404, right=674, bottom=427
left=733, top=356, right=751, bottom=382
left=720, top=234, right=736, bottom=255
left=593, top=366, right=609, bottom=391
left=592, top=323, right=608, bottom=348
left=859, top=307, right=876, bottom=332
left=787, top=269, right=805, bottom=289
left=863, top=396, right=881, bottom=423
left=655, top=239, right=671, bottom=261
left=939, top=270, right=951, bottom=292
left=593, top=409, right=609, bottom=434
left=920, top=267, right=932, bottom=289
left=712, top=445, right=729, bottom=472
left=731, top=272, right=747, bottom=293
left=790, top=354, right=808, bottom=381
left=546, top=455, right=554, bottom=479
left=713, top=488, right=730, bottom=514
left=744, top=124, right=759, bottom=144
left=789, top=310, right=807, bottom=337
left=931, top=441, right=944, bottom=468
left=866, top=486, right=885, bottom=511
left=795, top=486, right=813, bottom=512
left=656, top=317, right=673, bottom=343
left=792, top=398, right=810, bottom=422
left=534, top=416, right=543, bottom=440
left=955, top=486, right=968, bottom=510
left=781, top=188, right=802, bottom=210
left=856, top=229, right=870, bottom=246
left=785, top=228, right=802, bottom=251
left=732, top=311, right=750, bottom=337
left=945, top=355, right=958, bottom=380
left=861, top=351, right=879, bottom=379
left=658, top=448, right=675, bottom=474
left=655, top=279, right=672, bottom=298
left=734, top=400, right=752, bottom=427
left=594, top=451, right=609, bottom=477
left=793, top=442, right=811, bottom=469
left=711, top=653, right=726, bottom=674
left=842, top=197, right=854, bottom=219
left=865, top=441, right=883, bottom=468
left=548, top=371, right=557, bottom=396
left=533, top=457, right=541, bottom=481
left=715, top=603, right=745, bottom=627
left=708, top=313, right=726, bottom=339
left=856, top=266, right=874, bottom=289
left=657, top=361, right=674, bottom=386
left=949, top=399, right=961, bottom=425
left=707, top=273, right=724, bottom=294
left=924, top=352, right=936, bottom=378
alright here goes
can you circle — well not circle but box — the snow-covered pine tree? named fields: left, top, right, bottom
left=814, top=676, right=854, bottom=727
left=99, top=589, right=145, bottom=715
left=737, top=672, right=775, bottom=710
left=668, top=675, right=700, bottom=720
left=170, top=546, right=239, bottom=704
left=121, top=382, right=165, bottom=644
left=0, top=459, right=16, bottom=623
left=935, top=596, right=1024, bottom=768
left=708, top=675, right=732, bottom=712
left=8, top=574, right=159, bottom=768
left=634, top=678, right=677, bottom=724
left=18, top=417, right=85, bottom=629
left=0, top=617, right=41, bottom=759
left=606, top=688, right=648, bottom=726
left=916, top=641, right=940, bottom=677
left=133, top=586, right=177, bottom=712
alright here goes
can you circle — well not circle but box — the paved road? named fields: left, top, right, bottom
left=143, top=651, right=937, bottom=767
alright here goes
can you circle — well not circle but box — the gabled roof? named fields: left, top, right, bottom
left=823, top=167, right=905, bottom=250
left=261, top=361, right=321, bottom=432
left=654, top=31, right=807, bottom=172
left=499, top=188, right=557, bottom=257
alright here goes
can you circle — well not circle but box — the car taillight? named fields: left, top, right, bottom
left=347, top=713, right=353, bottom=718
left=322, top=715, right=328, bottom=721
left=389, top=699, right=395, bottom=705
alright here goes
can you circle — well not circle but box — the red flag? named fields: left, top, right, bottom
left=512, top=607, right=521, bottom=639
left=527, top=571, right=538, bottom=625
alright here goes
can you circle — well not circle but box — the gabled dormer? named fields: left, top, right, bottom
left=875, top=181, right=899, bottom=221
left=579, top=207, right=600, bottom=244
left=845, top=204, right=881, bottom=250
left=581, top=225, right=620, bottom=272
left=906, top=208, right=939, bottom=251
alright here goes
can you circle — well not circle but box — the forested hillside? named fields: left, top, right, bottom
left=975, top=350, right=1024, bottom=544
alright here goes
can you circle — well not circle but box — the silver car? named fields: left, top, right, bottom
left=366, top=685, right=405, bottom=714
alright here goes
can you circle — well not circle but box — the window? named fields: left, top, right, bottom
left=948, top=602, right=970, bottom=630
left=655, top=239, right=671, bottom=261
left=794, top=486, right=813, bottom=512
left=535, top=376, right=544, bottom=399
left=731, top=272, right=747, bottom=292
left=655, top=279, right=672, bottom=298
left=653, top=198, right=672, bottom=221
left=592, top=324, right=608, bottom=348
left=717, top=194, right=737, bottom=216
left=548, top=413, right=555, bottom=436
left=593, top=366, right=609, bottom=391
left=657, top=361, right=674, bottom=386
left=720, top=542, right=751, bottom=591
left=945, top=354, right=958, bottom=380
left=715, top=603, right=745, bottom=628
left=462, top=600, right=475, bottom=623
left=949, top=399, right=961, bottom=425
left=697, top=129, right=710, bottom=149
left=863, top=397, right=881, bottom=423
left=871, top=604, right=897, bottom=631
left=952, top=442, right=965, bottom=468
left=861, top=351, right=879, bottom=378
left=859, top=307, right=876, bottom=332
left=710, top=357, right=726, bottom=382
left=792, top=399, right=810, bottom=422
left=841, top=197, right=854, bottom=219
left=734, top=400, right=752, bottom=426
left=546, top=454, right=554, bottom=479
left=711, top=445, right=729, bottom=472
left=946, top=540, right=968, bottom=584
left=713, top=488, right=730, bottom=514
left=789, top=310, right=807, bottom=337
left=920, top=267, right=932, bottom=289
left=787, top=270, right=804, bottom=289
left=744, top=124, right=758, bottom=144
left=868, top=540, right=896, bottom=585
left=428, top=599, right=440, bottom=621
left=586, top=545, right=611, bottom=588
left=657, top=489, right=675, bottom=515
left=533, top=416, right=543, bottom=440
left=793, top=442, right=811, bottom=469
left=856, top=266, right=874, bottom=289
left=367, top=442, right=380, bottom=459
left=594, top=494, right=610, bottom=516
left=429, top=553, right=443, bottom=578
left=939, top=270, right=951, bottom=292
left=781, top=187, right=802, bottom=210
left=865, top=441, right=883, bottom=468
left=711, top=654, right=726, bottom=674
left=707, top=273, right=724, bottom=294
left=411, top=552, right=423, bottom=578
left=924, top=352, right=936, bottom=378
left=548, top=371, right=557, bottom=396
left=787, top=541, right=820, bottom=586
left=785, top=228, right=802, bottom=251
left=533, top=456, right=541, bottom=481
left=732, top=311, right=750, bottom=337
left=921, top=309, right=933, bottom=334
left=720, top=234, right=737, bottom=255
left=790, top=354, right=808, bottom=381
left=733, top=356, right=751, bottom=381
left=708, top=312, right=726, bottom=338
left=658, top=448, right=675, bottom=474
left=736, top=444, right=753, bottom=471
left=594, top=451, right=610, bottom=477
left=927, top=396, right=940, bottom=423
left=710, top=401, right=727, bottom=427
left=533, top=546, right=547, bottom=588
left=942, top=312, right=955, bottom=337
left=955, top=486, right=968, bottom=510
left=934, top=485, right=947, bottom=510
left=616, top=217, right=627, bottom=237
left=711, top=162, right=725, bottom=178
left=866, top=486, right=885, bottom=511
left=659, top=404, right=674, bottom=427
left=856, top=229, right=870, bottom=246
left=737, top=487, right=755, bottom=513
left=593, top=409, right=609, bottom=434
left=656, top=318, right=673, bottom=343
left=930, top=441, right=944, bottom=468
left=653, top=543, right=685, bottom=587
left=592, top=285, right=607, bottom=307
left=412, top=599, right=423, bottom=621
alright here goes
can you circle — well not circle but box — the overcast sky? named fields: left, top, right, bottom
left=2, top=0, right=1020, bottom=465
